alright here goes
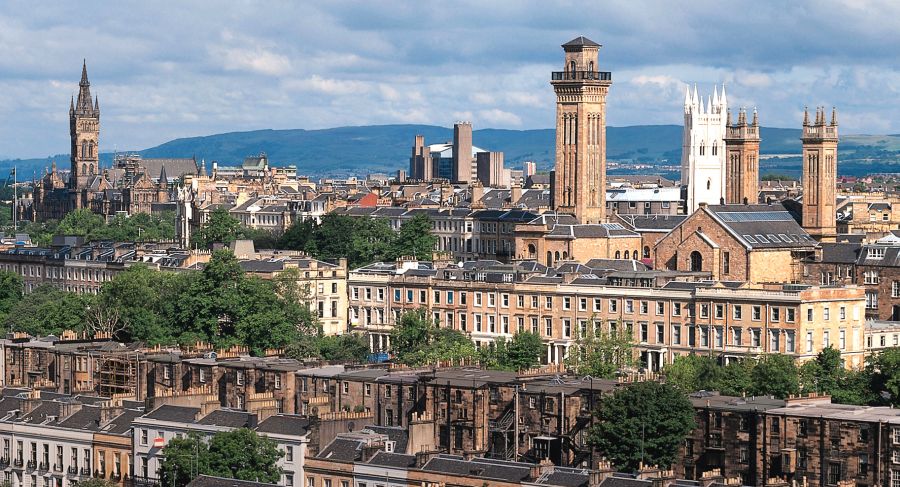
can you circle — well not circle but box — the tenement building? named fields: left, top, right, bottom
left=348, top=258, right=867, bottom=369
left=680, top=391, right=900, bottom=487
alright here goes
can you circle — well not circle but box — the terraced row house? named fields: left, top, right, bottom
left=348, top=258, right=867, bottom=369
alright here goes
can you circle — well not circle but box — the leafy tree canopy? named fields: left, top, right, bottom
left=588, top=381, right=696, bottom=472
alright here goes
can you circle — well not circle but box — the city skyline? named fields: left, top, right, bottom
left=2, top=0, right=899, bottom=158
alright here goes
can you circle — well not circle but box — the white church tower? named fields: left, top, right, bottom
left=681, top=84, right=727, bottom=213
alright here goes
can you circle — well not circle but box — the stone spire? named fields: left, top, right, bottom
left=726, top=108, right=732, bottom=126
left=752, top=108, right=759, bottom=127
left=831, top=106, right=837, bottom=126
left=159, top=165, right=168, bottom=187
left=803, top=106, right=809, bottom=126
left=75, top=60, right=94, bottom=116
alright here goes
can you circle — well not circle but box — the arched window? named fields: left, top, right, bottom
left=615, top=251, right=621, bottom=259
left=690, top=251, right=703, bottom=272
left=588, top=61, right=594, bottom=72
left=81, top=141, right=88, bottom=158
left=562, top=251, right=568, bottom=260
left=699, top=141, right=705, bottom=156
left=547, top=251, right=553, bottom=266
left=643, top=246, right=651, bottom=259
left=528, top=244, right=536, bottom=256
left=707, top=179, right=712, bottom=190
left=89, top=164, right=95, bottom=175
left=712, top=142, right=717, bottom=156
left=569, top=61, right=576, bottom=74
left=81, top=163, right=86, bottom=175
left=632, top=250, right=639, bottom=260
left=554, top=251, right=560, bottom=262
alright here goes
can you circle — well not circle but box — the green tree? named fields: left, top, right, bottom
left=3, top=284, right=92, bottom=336
left=159, top=433, right=208, bottom=487
left=0, top=270, right=23, bottom=319
left=390, top=308, right=475, bottom=366
left=751, top=354, right=799, bottom=398
left=97, top=265, right=176, bottom=344
left=74, top=480, right=117, bottom=487
left=391, top=214, right=437, bottom=259
left=480, top=332, right=544, bottom=371
left=867, top=347, right=900, bottom=406
left=588, top=381, right=696, bottom=472
left=206, top=428, right=283, bottom=483
left=797, top=347, right=872, bottom=405
left=278, top=218, right=317, bottom=251
left=56, top=208, right=106, bottom=238
left=565, top=322, right=634, bottom=379
left=316, top=333, right=370, bottom=362
left=160, top=429, right=283, bottom=487
left=194, top=208, right=242, bottom=248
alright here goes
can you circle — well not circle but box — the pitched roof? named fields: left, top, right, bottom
left=422, top=455, right=532, bottom=482
left=255, top=415, right=310, bottom=436
left=143, top=405, right=200, bottom=423
left=562, top=36, right=600, bottom=47
left=197, top=409, right=255, bottom=428
left=366, top=451, right=416, bottom=468
left=703, top=204, right=818, bottom=250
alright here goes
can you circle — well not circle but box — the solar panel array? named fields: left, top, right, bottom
left=717, top=211, right=794, bottom=222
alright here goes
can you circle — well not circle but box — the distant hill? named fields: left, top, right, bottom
left=3, top=124, right=899, bottom=180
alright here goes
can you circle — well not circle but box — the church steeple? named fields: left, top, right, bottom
left=70, top=60, right=100, bottom=194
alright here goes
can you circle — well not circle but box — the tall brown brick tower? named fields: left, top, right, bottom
left=550, top=36, right=611, bottom=223
left=724, top=108, right=760, bottom=204
left=70, top=60, right=99, bottom=194
left=801, top=106, right=838, bottom=242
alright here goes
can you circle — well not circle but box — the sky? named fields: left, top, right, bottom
left=2, top=0, right=900, bottom=158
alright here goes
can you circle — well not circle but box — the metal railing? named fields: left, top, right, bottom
left=551, top=70, right=612, bottom=81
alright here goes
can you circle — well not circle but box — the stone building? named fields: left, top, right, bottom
left=682, top=85, right=727, bottom=213
left=724, top=108, right=760, bottom=205
left=654, top=203, right=820, bottom=284
left=679, top=391, right=900, bottom=487
left=551, top=36, right=612, bottom=224
left=800, top=107, right=839, bottom=242
left=348, top=258, right=867, bottom=369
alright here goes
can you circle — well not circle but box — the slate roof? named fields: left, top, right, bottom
left=141, top=158, right=197, bottom=179
left=599, top=474, right=653, bottom=487
left=703, top=204, right=818, bottom=249
left=363, top=425, right=409, bottom=454
left=318, top=438, right=364, bottom=461
left=197, top=409, right=255, bottom=428
left=422, top=455, right=532, bottom=482
left=255, top=414, right=310, bottom=436
left=538, top=469, right=591, bottom=487
left=816, top=243, right=861, bottom=264
left=57, top=405, right=101, bottom=431
left=585, top=259, right=648, bottom=272
left=101, top=408, right=144, bottom=435
left=143, top=405, right=200, bottom=423
left=563, top=36, right=600, bottom=47
left=546, top=223, right=638, bottom=239
left=616, top=214, right=686, bottom=232
left=366, top=451, right=416, bottom=468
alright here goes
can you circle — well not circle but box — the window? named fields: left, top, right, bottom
left=733, top=305, right=742, bottom=320
left=867, top=291, right=879, bottom=310
left=285, top=445, right=294, bottom=462
left=787, top=308, right=796, bottom=322
left=807, top=331, right=814, bottom=352
left=770, top=330, right=780, bottom=351
left=656, top=302, right=664, bottom=315
left=714, top=304, right=724, bottom=319
left=640, top=301, right=649, bottom=314
left=732, top=327, right=742, bottom=346
left=723, top=252, right=730, bottom=274
left=563, top=319, right=571, bottom=338
left=625, top=300, right=634, bottom=313
left=808, top=308, right=814, bottom=321
left=609, top=299, right=618, bottom=313
left=140, top=429, right=148, bottom=446
left=786, top=331, right=795, bottom=353
left=545, top=296, right=553, bottom=309
left=657, top=324, right=664, bottom=343
left=752, top=306, right=761, bottom=321
left=751, top=328, right=760, bottom=347
left=640, top=323, right=648, bottom=343
left=593, top=298, right=602, bottom=312
left=672, top=302, right=681, bottom=316
left=865, top=270, right=881, bottom=284
left=545, top=318, right=552, bottom=337
left=823, top=330, right=830, bottom=348
left=824, top=307, right=831, bottom=320
left=828, top=462, right=841, bottom=486
left=672, top=325, right=681, bottom=345
left=690, top=251, right=703, bottom=272
left=488, top=293, right=496, bottom=307
left=771, top=307, right=781, bottom=322
left=839, top=329, right=846, bottom=350
left=562, top=297, right=571, bottom=310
